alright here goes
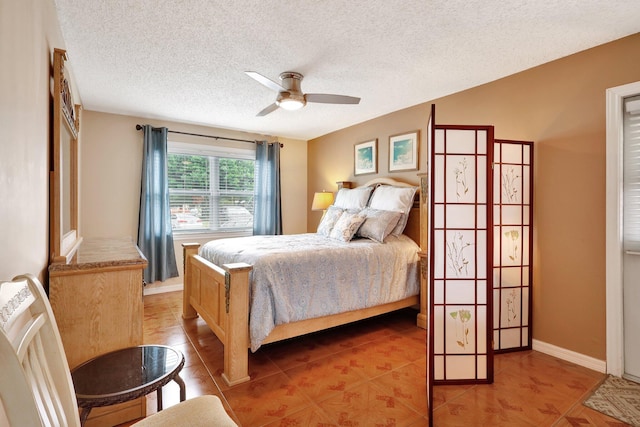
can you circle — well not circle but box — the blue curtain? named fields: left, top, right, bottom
left=253, top=141, right=282, bottom=235
left=137, top=125, right=179, bottom=283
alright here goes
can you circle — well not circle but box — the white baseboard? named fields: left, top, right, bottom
left=532, top=339, right=606, bottom=373
left=143, top=283, right=184, bottom=296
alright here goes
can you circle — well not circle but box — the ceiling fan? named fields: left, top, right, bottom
left=245, top=71, right=361, bottom=116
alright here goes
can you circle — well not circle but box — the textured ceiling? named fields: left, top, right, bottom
left=54, top=0, right=640, bottom=140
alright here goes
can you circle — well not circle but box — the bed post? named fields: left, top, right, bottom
left=221, top=262, right=252, bottom=386
left=417, top=251, right=428, bottom=329
left=182, top=243, right=200, bottom=319
left=417, top=173, right=429, bottom=329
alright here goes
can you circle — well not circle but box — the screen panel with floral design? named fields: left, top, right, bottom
left=493, top=140, right=533, bottom=352
left=431, top=126, right=494, bottom=384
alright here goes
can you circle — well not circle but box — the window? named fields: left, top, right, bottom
left=168, top=142, right=255, bottom=233
left=624, top=95, right=640, bottom=250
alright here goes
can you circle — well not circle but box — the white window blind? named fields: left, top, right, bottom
left=624, top=95, right=640, bottom=250
left=168, top=142, right=255, bottom=233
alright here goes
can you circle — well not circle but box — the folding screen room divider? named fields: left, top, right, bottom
left=424, top=105, right=533, bottom=426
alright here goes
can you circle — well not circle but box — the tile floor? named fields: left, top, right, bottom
left=130, top=291, right=627, bottom=426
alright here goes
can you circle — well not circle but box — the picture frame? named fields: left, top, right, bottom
left=354, top=139, right=377, bottom=175
left=389, top=130, right=419, bottom=172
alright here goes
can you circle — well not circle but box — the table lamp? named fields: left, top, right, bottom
left=311, top=191, right=335, bottom=219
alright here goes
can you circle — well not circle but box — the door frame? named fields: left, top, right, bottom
left=605, top=80, right=640, bottom=376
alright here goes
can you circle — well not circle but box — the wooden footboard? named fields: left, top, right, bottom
left=182, top=243, right=252, bottom=386
left=183, top=242, right=426, bottom=386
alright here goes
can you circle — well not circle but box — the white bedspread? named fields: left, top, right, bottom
left=199, top=233, right=420, bottom=351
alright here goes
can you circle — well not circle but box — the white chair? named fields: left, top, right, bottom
left=0, top=273, right=237, bottom=426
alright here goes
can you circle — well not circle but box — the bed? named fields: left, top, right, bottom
left=182, top=177, right=428, bottom=386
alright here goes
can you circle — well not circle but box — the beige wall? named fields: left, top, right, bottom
left=309, top=33, right=640, bottom=361
left=307, top=106, right=430, bottom=229
left=80, top=110, right=307, bottom=290
left=0, top=0, right=67, bottom=281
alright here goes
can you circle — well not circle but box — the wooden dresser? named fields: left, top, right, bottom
left=49, top=237, right=147, bottom=427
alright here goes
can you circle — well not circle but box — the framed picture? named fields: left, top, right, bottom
left=354, top=139, right=377, bottom=175
left=389, top=130, right=419, bottom=172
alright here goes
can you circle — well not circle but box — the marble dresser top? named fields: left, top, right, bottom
left=49, top=237, right=147, bottom=273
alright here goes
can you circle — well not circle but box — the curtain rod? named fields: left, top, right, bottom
left=135, top=124, right=283, bottom=147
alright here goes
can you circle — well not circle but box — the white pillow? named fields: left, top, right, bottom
left=317, top=206, right=344, bottom=237
left=333, top=187, right=374, bottom=210
left=368, top=185, right=418, bottom=236
left=329, top=211, right=367, bottom=242
left=356, top=208, right=402, bottom=243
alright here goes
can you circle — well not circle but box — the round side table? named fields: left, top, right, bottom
left=71, top=344, right=186, bottom=425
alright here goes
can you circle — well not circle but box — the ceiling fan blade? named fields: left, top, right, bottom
left=256, top=103, right=279, bottom=117
left=245, top=71, right=284, bottom=92
left=305, top=93, right=360, bottom=105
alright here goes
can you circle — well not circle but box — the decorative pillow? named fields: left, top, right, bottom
left=317, top=206, right=344, bottom=236
left=367, top=185, right=418, bottom=236
left=333, top=187, right=374, bottom=210
left=356, top=208, right=402, bottom=243
left=329, top=211, right=367, bottom=242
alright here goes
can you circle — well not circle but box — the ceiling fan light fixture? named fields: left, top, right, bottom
left=247, top=70, right=358, bottom=116
left=276, top=92, right=306, bottom=111
left=277, top=98, right=305, bottom=110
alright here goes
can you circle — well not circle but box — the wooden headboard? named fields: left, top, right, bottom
left=403, top=204, right=421, bottom=248
left=341, top=177, right=422, bottom=248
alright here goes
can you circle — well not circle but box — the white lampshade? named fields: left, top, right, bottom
left=311, top=191, right=334, bottom=211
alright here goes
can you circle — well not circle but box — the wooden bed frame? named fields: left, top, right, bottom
left=182, top=178, right=427, bottom=386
